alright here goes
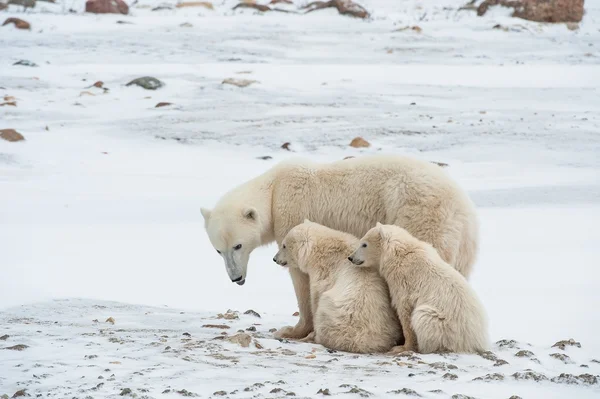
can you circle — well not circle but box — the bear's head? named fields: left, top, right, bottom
left=350, top=223, right=418, bottom=269
left=272, top=220, right=313, bottom=274
left=274, top=220, right=356, bottom=274
left=201, top=206, right=263, bottom=286
left=349, top=222, right=388, bottom=268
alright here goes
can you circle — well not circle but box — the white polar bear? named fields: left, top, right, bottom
left=349, top=223, right=489, bottom=354
left=201, top=154, right=479, bottom=339
left=272, top=220, right=402, bottom=353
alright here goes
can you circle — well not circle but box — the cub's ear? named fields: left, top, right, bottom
left=303, top=219, right=312, bottom=224
left=376, top=222, right=383, bottom=228
left=243, top=207, right=258, bottom=221
left=201, top=208, right=212, bottom=222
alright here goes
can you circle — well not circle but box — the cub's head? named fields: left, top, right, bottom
left=349, top=222, right=388, bottom=268
left=201, top=206, right=263, bottom=286
left=273, top=220, right=357, bottom=274
left=272, top=220, right=313, bottom=274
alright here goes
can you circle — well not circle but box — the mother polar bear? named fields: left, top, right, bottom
left=201, top=154, right=479, bottom=339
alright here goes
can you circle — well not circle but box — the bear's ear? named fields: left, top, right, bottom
left=303, top=219, right=311, bottom=224
left=201, top=208, right=212, bottom=222
left=376, top=222, right=383, bottom=228
left=243, top=207, right=258, bottom=221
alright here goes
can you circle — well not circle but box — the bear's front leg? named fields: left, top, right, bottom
left=274, top=267, right=313, bottom=339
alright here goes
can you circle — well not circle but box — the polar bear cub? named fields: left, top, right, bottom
left=273, top=220, right=401, bottom=354
left=349, top=223, right=489, bottom=354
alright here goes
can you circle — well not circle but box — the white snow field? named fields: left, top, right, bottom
left=1, top=0, right=600, bottom=398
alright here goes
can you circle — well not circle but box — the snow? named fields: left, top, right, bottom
left=1, top=0, right=600, bottom=397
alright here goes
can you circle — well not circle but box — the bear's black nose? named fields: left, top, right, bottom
left=348, top=256, right=354, bottom=262
left=273, top=257, right=277, bottom=263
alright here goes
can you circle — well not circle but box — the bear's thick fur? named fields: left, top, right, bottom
left=350, top=223, right=489, bottom=354
left=201, top=155, right=478, bottom=339
left=273, top=221, right=401, bottom=353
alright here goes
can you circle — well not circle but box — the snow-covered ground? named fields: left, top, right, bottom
left=1, top=0, right=599, bottom=397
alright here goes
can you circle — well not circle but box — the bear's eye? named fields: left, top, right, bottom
left=216, top=249, right=221, bottom=254
left=282, top=244, right=286, bottom=249
left=362, top=243, right=367, bottom=248
left=233, top=244, right=242, bottom=250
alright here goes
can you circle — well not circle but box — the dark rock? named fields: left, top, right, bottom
left=511, top=370, right=548, bottom=382
left=244, top=309, right=261, bottom=318
left=13, top=60, right=37, bottom=67
left=473, top=373, right=505, bottom=381
left=4, top=344, right=28, bottom=351
left=0, top=334, right=9, bottom=340
left=387, top=388, right=420, bottom=396
left=443, top=373, right=458, bottom=380
left=246, top=326, right=256, bottom=332
left=514, top=350, right=535, bottom=358
left=317, top=388, right=331, bottom=395
left=126, top=77, right=164, bottom=90
left=119, top=388, right=132, bottom=396
left=496, top=339, right=519, bottom=349
left=551, top=373, right=598, bottom=385
left=550, top=353, right=573, bottom=364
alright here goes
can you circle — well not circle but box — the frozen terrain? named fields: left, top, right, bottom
left=1, top=0, right=600, bottom=397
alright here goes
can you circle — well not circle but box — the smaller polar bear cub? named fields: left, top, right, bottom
left=349, top=223, right=489, bottom=354
left=273, top=220, right=401, bottom=354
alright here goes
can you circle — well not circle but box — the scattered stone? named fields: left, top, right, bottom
left=4, top=344, right=28, bottom=351
left=213, top=391, right=227, bottom=396
left=343, top=156, right=355, bottom=160
left=552, top=339, right=581, bottom=350
left=280, top=349, right=296, bottom=355
left=428, top=390, right=444, bottom=395
left=451, top=395, right=476, bottom=399
left=515, top=350, right=535, bottom=358
left=79, top=91, right=96, bottom=97
left=349, top=137, right=370, bottom=148
left=494, top=359, right=509, bottom=367
left=91, top=81, right=104, bottom=88
left=478, top=351, right=498, bottom=361
left=394, top=26, right=422, bottom=33
left=477, top=0, right=584, bottom=23
left=84, top=354, right=98, bottom=359
left=86, top=0, right=129, bottom=14
left=244, top=383, right=265, bottom=392
left=203, top=324, right=230, bottom=329
left=0, top=335, right=9, bottom=340
left=508, top=396, right=522, bottom=399
left=443, top=373, right=458, bottom=380
left=13, top=60, right=37, bottom=67
left=11, top=390, right=27, bottom=398
left=222, top=78, right=258, bottom=88
left=550, top=353, right=573, bottom=363
left=119, top=388, right=132, bottom=396
left=317, top=388, right=331, bottom=395
left=105, top=317, right=115, bottom=324
left=340, top=384, right=372, bottom=397
left=473, top=373, right=505, bottom=381
left=551, top=373, right=598, bottom=385
left=176, top=389, right=198, bottom=397
left=217, top=310, right=239, bottom=320
left=155, top=102, right=172, bottom=108
left=116, top=20, right=134, bottom=24
left=387, top=388, right=420, bottom=396
left=180, top=22, right=194, bottom=27
left=232, top=2, right=272, bottom=12
left=431, top=161, right=448, bottom=167
left=269, top=328, right=277, bottom=333
left=257, top=156, right=273, bottom=160
left=0, top=129, right=25, bottom=142
left=253, top=340, right=263, bottom=349
left=496, top=339, right=519, bottom=349
left=227, top=333, right=251, bottom=348
left=281, top=142, right=292, bottom=151
left=305, top=354, right=316, bottom=359
left=511, top=370, right=548, bottom=382
left=126, top=77, right=164, bottom=90
left=244, top=309, right=261, bottom=318
left=182, top=332, right=191, bottom=337
left=246, top=326, right=257, bottom=332
left=271, top=0, right=293, bottom=4
left=292, top=311, right=300, bottom=316
left=429, top=362, right=458, bottom=371
left=302, top=0, right=369, bottom=19
left=591, top=359, right=600, bottom=364
left=2, top=18, right=30, bottom=30
left=176, top=1, right=213, bottom=9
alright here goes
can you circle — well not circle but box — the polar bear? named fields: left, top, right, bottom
left=348, top=223, right=489, bottom=354
left=272, top=220, right=402, bottom=353
left=201, top=154, right=478, bottom=339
